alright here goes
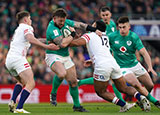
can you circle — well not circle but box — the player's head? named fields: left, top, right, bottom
left=117, top=16, right=130, bottom=36
left=52, top=8, right=67, bottom=28
left=16, top=11, right=31, bottom=25
left=95, top=20, right=106, bottom=32
left=99, top=6, right=111, bottom=24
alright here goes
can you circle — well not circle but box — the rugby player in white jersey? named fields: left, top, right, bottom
left=69, top=20, right=151, bottom=112
left=5, top=11, right=59, bottom=113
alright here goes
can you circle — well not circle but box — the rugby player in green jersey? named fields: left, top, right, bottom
left=46, top=8, right=101, bottom=112
left=108, top=16, right=160, bottom=109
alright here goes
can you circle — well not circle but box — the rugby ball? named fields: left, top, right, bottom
left=62, top=28, right=71, bottom=37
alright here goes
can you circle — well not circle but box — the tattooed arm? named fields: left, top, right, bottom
left=53, top=35, right=73, bottom=48
left=74, top=21, right=102, bottom=36
left=74, top=21, right=88, bottom=30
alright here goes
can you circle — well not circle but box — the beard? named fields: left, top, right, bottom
left=54, top=23, right=63, bottom=29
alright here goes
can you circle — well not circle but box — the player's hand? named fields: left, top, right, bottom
left=47, top=43, right=60, bottom=50
left=95, top=30, right=102, bottom=37
left=148, top=68, right=157, bottom=77
left=69, top=27, right=75, bottom=32
left=83, top=59, right=92, bottom=67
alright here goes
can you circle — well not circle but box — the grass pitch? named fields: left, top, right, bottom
left=0, top=103, right=159, bottom=115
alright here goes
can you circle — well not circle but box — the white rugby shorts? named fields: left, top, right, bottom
left=5, top=56, right=31, bottom=76
left=93, top=60, right=122, bottom=82
left=121, top=62, right=147, bottom=77
left=45, top=54, right=74, bottom=70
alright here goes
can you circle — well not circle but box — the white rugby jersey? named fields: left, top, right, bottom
left=7, top=23, right=34, bottom=57
left=81, top=32, right=115, bottom=67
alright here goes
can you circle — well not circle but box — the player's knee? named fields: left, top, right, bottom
left=57, top=71, right=67, bottom=79
left=147, top=84, right=154, bottom=92
left=68, top=80, right=77, bottom=87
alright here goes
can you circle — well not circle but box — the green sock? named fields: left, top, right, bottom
left=112, top=84, right=125, bottom=102
left=69, top=86, right=80, bottom=107
left=51, top=75, right=63, bottom=94
left=78, top=77, right=94, bottom=86
left=146, top=93, right=157, bottom=104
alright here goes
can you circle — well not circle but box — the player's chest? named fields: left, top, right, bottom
left=112, top=38, right=134, bottom=53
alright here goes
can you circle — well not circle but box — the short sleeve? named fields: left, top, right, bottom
left=134, top=34, right=144, bottom=51
left=81, top=34, right=90, bottom=43
left=65, top=19, right=74, bottom=27
left=24, top=26, right=34, bottom=36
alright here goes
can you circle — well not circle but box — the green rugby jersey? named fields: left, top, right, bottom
left=108, top=30, right=144, bottom=68
left=101, top=19, right=116, bottom=35
left=46, top=19, right=74, bottom=56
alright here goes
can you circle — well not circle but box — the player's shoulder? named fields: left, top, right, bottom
left=19, top=23, right=33, bottom=29
left=129, top=31, right=139, bottom=39
left=108, top=31, right=118, bottom=37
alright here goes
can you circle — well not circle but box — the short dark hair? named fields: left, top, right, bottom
left=99, top=6, right=110, bottom=13
left=52, top=8, right=67, bottom=18
left=96, top=20, right=106, bottom=32
left=117, top=16, right=129, bottom=24
left=16, top=11, right=30, bottom=23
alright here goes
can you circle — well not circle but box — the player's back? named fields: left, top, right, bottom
left=7, top=23, right=33, bottom=57
left=82, top=32, right=115, bottom=65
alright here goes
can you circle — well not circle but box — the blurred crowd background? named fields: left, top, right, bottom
left=0, top=0, right=160, bottom=85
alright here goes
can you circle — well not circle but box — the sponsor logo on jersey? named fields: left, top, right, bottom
left=53, top=30, right=59, bottom=36
left=115, top=41, right=119, bottom=44
left=127, top=41, right=132, bottom=46
left=120, top=46, right=127, bottom=53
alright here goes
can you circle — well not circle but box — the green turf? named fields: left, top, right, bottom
left=0, top=103, right=159, bottom=115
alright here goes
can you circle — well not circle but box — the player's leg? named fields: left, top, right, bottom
left=78, top=77, right=94, bottom=86
left=94, top=78, right=134, bottom=112
left=113, top=76, right=151, bottom=112
left=8, top=80, right=23, bottom=112
left=65, top=65, right=88, bottom=112
left=49, top=61, right=66, bottom=106
left=14, top=68, right=35, bottom=113
left=45, top=54, right=67, bottom=106
left=137, top=73, right=154, bottom=93
left=138, top=73, right=160, bottom=108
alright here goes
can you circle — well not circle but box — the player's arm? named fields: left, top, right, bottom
left=53, top=35, right=73, bottom=48
left=139, top=48, right=157, bottom=76
left=73, top=21, right=102, bottom=36
left=69, top=37, right=86, bottom=47
left=25, top=34, right=59, bottom=50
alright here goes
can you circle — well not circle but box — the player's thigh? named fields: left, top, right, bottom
left=113, top=76, right=127, bottom=92
left=123, top=73, right=142, bottom=87
left=45, top=54, right=67, bottom=78
left=65, top=65, right=77, bottom=84
left=94, top=78, right=109, bottom=93
left=138, top=72, right=154, bottom=89
left=18, top=68, right=34, bottom=85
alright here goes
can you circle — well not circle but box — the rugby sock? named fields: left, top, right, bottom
left=134, top=92, right=141, bottom=101
left=69, top=86, right=80, bottom=107
left=146, top=93, right=157, bottom=104
left=112, top=84, right=125, bottom=102
left=11, top=84, right=22, bottom=103
left=112, top=97, right=126, bottom=107
left=51, top=75, right=63, bottom=94
left=78, top=77, right=94, bottom=86
left=16, top=89, right=30, bottom=109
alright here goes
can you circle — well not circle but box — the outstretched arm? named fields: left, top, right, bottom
left=74, top=21, right=102, bottom=36
left=69, top=37, right=86, bottom=47
left=139, top=48, right=157, bottom=76
left=25, top=34, right=59, bottom=50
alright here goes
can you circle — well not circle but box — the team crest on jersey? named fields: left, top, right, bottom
left=115, top=41, right=119, bottom=44
left=120, top=46, right=127, bottom=53
left=111, top=27, right=115, bottom=32
left=127, top=41, right=132, bottom=46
